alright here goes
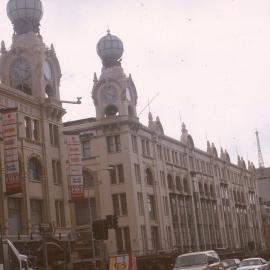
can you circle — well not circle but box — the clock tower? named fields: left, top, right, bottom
left=0, top=0, right=71, bottom=248
left=0, top=0, right=61, bottom=100
left=92, top=31, right=138, bottom=121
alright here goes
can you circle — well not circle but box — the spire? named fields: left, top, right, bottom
left=1, top=41, right=6, bottom=54
left=50, top=44, right=55, bottom=54
left=255, top=130, right=265, bottom=168
left=181, top=122, right=187, bottom=134
left=93, top=72, right=98, bottom=83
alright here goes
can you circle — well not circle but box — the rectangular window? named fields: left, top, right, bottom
left=123, top=227, right=131, bottom=252
left=106, top=135, right=121, bottom=153
left=131, top=135, right=138, bottom=153
left=110, top=166, right=117, bottom=184
left=112, top=194, right=120, bottom=215
left=30, top=199, right=43, bottom=226
left=116, top=228, right=124, bottom=253
left=112, top=193, right=128, bottom=216
left=116, top=227, right=131, bottom=253
left=117, top=164, right=125, bottom=183
left=147, top=195, right=156, bottom=220
left=25, top=116, right=32, bottom=139
left=75, top=198, right=96, bottom=226
left=55, top=200, right=65, bottom=227
left=33, top=119, right=39, bottom=141
left=151, top=226, right=160, bottom=250
left=110, top=164, right=125, bottom=184
left=141, top=139, right=146, bottom=155
left=189, top=156, right=194, bottom=171
left=52, top=160, right=62, bottom=185
left=141, top=225, right=148, bottom=251
left=157, top=145, right=163, bottom=160
left=134, top=164, right=141, bottom=183
left=166, top=226, right=172, bottom=248
left=146, top=141, right=150, bottom=156
left=120, top=193, right=128, bottom=215
left=160, top=171, right=165, bottom=187
left=137, top=192, right=144, bottom=215
left=167, top=149, right=170, bottom=162
left=163, top=196, right=169, bottom=216
left=82, top=140, right=91, bottom=158
left=106, top=136, right=114, bottom=153
left=49, top=123, right=59, bottom=147
left=8, top=198, right=22, bottom=235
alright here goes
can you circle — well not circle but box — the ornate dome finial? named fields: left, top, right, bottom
left=7, top=0, right=43, bottom=35
left=96, top=30, right=124, bottom=68
left=181, top=122, right=187, bottom=134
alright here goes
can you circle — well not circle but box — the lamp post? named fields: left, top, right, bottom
left=87, top=166, right=114, bottom=260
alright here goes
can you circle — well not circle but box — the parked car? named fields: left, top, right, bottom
left=221, top=261, right=231, bottom=270
left=173, top=250, right=223, bottom=270
left=222, top=259, right=241, bottom=270
left=237, top=258, right=269, bottom=270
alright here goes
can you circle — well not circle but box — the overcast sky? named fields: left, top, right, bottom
left=0, top=0, right=269, bottom=167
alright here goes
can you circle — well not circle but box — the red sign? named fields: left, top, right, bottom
left=65, top=134, right=84, bottom=201
left=1, top=108, right=21, bottom=195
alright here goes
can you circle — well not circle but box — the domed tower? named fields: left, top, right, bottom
left=7, top=0, right=43, bottom=35
left=0, top=0, right=61, bottom=100
left=92, top=31, right=138, bottom=120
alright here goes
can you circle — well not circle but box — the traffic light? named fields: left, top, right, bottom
left=92, top=219, right=108, bottom=240
left=112, top=215, right=118, bottom=229
left=106, top=215, right=119, bottom=229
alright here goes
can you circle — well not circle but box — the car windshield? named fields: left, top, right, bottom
left=239, top=259, right=261, bottom=267
left=175, top=254, right=207, bottom=267
left=223, top=259, right=236, bottom=266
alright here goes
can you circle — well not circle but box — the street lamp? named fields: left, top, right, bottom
left=87, top=166, right=114, bottom=259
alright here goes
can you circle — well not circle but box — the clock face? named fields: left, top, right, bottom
left=126, top=87, right=132, bottom=101
left=10, top=57, right=31, bottom=81
left=102, top=85, right=117, bottom=103
left=43, top=60, right=52, bottom=81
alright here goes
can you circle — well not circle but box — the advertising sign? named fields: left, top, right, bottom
left=65, top=134, right=84, bottom=201
left=1, top=108, right=21, bottom=195
left=109, top=254, right=133, bottom=270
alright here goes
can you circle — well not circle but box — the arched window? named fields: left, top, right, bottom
left=199, top=182, right=203, bottom=195
left=146, top=168, right=153, bottom=185
left=167, top=174, right=173, bottom=190
left=183, top=177, right=189, bottom=193
left=210, top=185, right=215, bottom=198
left=204, top=183, right=209, bottom=197
left=28, top=157, right=41, bottom=182
left=175, top=176, right=182, bottom=192
left=128, top=106, right=134, bottom=117
left=83, top=171, right=95, bottom=187
left=104, top=105, right=119, bottom=118
left=45, top=84, right=55, bottom=97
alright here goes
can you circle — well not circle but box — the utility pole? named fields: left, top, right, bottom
left=255, top=130, right=265, bottom=168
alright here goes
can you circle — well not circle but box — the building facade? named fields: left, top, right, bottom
left=64, top=31, right=264, bottom=266
left=0, top=0, right=72, bottom=267
left=0, top=0, right=265, bottom=268
left=256, top=167, right=270, bottom=250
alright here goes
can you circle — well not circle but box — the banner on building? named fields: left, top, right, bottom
left=109, top=254, right=134, bottom=270
left=1, top=108, right=21, bottom=195
left=65, top=134, right=84, bottom=201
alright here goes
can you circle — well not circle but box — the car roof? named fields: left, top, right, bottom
left=242, top=258, right=263, bottom=261
left=177, top=250, right=216, bottom=257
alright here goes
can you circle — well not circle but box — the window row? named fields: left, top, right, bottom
left=8, top=198, right=65, bottom=235
left=27, top=157, right=62, bottom=185
left=24, top=116, right=39, bottom=141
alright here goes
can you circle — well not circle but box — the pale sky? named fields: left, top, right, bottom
left=0, top=0, right=269, bottom=167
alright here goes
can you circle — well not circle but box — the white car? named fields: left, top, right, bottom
left=237, top=258, right=269, bottom=270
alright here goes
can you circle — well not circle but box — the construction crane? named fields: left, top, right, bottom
left=255, top=130, right=265, bottom=168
